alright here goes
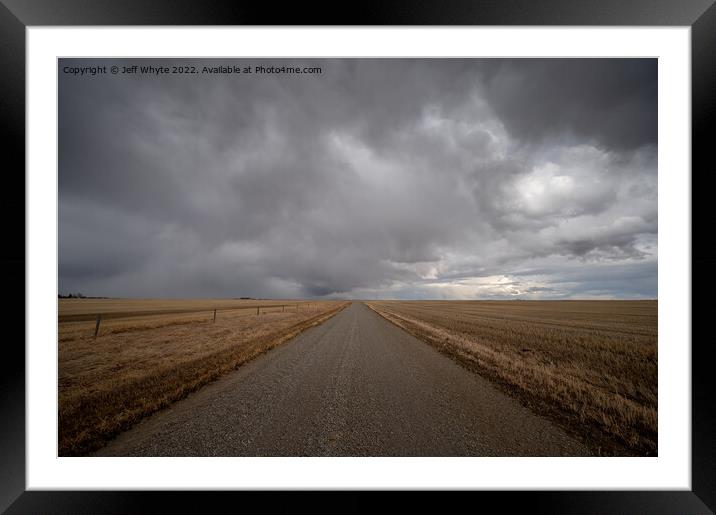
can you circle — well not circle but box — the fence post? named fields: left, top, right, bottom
left=257, top=306, right=260, bottom=315
left=282, top=305, right=285, bottom=312
left=94, top=314, right=102, bottom=338
left=213, top=309, right=217, bottom=323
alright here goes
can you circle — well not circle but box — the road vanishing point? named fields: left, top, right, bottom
left=95, top=302, right=589, bottom=456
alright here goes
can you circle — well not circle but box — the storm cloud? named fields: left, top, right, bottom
left=59, top=58, right=657, bottom=299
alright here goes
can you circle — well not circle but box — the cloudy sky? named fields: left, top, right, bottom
left=59, top=59, right=657, bottom=300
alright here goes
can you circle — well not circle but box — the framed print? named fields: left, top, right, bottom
left=2, top=0, right=714, bottom=512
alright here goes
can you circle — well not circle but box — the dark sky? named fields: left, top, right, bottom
left=58, top=58, right=657, bottom=299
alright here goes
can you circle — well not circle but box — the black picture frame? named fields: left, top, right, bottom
left=2, top=1, right=713, bottom=513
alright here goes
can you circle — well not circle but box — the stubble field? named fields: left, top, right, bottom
left=58, top=299, right=348, bottom=456
left=365, top=300, right=657, bottom=456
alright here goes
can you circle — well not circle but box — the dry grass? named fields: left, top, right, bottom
left=58, top=299, right=348, bottom=456
left=365, top=300, right=657, bottom=456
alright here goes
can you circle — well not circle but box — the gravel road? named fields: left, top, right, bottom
left=95, top=302, right=590, bottom=456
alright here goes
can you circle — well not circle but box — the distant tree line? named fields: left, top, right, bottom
left=58, top=293, right=110, bottom=299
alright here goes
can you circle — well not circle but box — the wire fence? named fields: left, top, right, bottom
left=59, top=302, right=324, bottom=338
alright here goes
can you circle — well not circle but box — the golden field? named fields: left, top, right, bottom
left=58, top=299, right=348, bottom=456
left=365, top=300, right=657, bottom=456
